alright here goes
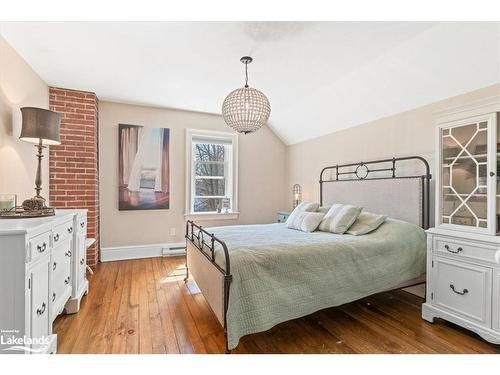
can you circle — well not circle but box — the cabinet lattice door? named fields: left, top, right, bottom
left=438, top=113, right=498, bottom=234
left=441, top=121, right=488, bottom=228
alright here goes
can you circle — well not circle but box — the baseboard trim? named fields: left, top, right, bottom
left=101, top=242, right=186, bottom=262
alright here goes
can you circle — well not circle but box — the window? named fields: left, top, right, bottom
left=185, top=129, right=238, bottom=219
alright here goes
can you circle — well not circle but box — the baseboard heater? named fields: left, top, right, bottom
left=101, top=242, right=186, bottom=262
left=162, top=243, right=187, bottom=256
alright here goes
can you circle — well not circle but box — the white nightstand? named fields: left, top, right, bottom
left=422, top=227, right=500, bottom=344
left=277, top=211, right=290, bottom=223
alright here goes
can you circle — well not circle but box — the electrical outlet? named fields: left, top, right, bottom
left=169, top=227, right=176, bottom=236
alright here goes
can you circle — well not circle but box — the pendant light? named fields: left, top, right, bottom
left=222, top=56, right=271, bottom=134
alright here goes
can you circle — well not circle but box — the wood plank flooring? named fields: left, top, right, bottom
left=53, top=256, right=500, bottom=354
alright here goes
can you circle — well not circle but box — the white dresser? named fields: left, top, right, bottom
left=0, top=210, right=89, bottom=354
left=422, top=96, right=500, bottom=344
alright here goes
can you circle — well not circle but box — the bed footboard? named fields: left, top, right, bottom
left=185, top=220, right=232, bottom=353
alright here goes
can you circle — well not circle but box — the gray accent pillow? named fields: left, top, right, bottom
left=318, top=204, right=362, bottom=234
left=286, top=202, right=320, bottom=226
left=286, top=212, right=325, bottom=233
left=346, top=211, right=388, bottom=235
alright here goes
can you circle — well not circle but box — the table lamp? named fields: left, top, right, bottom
left=19, top=107, right=61, bottom=213
left=292, top=184, right=302, bottom=209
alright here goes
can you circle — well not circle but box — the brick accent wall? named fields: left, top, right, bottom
left=49, top=88, right=100, bottom=267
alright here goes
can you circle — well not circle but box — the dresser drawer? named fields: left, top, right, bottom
left=52, top=220, right=74, bottom=247
left=76, top=215, right=87, bottom=234
left=51, top=261, right=72, bottom=319
left=433, top=236, right=500, bottom=265
left=28, top=231, right=51, bottom=263
left=51, top=237, right=72, bottom=275
left=433, top=257, right=492, bottom=327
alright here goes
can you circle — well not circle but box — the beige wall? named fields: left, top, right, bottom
left=99, top=101, right=287, bottom=248
left=0, top=35, right=49, bottom=203
left=286, top=84, right=500, bottom=224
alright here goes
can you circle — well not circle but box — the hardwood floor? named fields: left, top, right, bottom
left=54, top=256, right=500, bottom=354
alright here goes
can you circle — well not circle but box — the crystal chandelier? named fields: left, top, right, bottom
left=222, top=56, right=271, bottom=134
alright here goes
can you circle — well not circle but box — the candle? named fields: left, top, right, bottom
left=0, top=195, right=16, bottom=211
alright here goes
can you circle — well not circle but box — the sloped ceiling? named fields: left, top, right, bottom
left=1, top=22, right=499, bottom=144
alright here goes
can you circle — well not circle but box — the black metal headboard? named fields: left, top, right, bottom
left=319, top=156, right=432, bottom=229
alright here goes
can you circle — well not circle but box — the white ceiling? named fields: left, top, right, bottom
left=1, top=22, right=499, bottom=145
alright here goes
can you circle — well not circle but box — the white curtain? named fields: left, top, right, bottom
left=127, top=127, right=164, bottom=192
left=127, top=127, right=148, bottom=192
left=154, top=129, right=164, bottom=192
left=120, top=127, right=140, bottom=186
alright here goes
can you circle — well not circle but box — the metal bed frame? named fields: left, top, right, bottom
left=185, top=156, right=432, bottom=353
left=320, top=156, right=432, bottom=229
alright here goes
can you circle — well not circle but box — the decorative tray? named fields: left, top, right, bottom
left=0, top=206, right=55, bottom=218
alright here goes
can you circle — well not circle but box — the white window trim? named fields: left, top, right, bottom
left=185, top=128, right=239, bottom=221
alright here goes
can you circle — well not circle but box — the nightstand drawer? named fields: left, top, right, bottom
left=434, top=236, right=500, bottom=265
left=433, top=257, right=492, bottom=327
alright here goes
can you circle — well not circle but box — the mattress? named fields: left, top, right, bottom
left=204, top=219, right=427, bottom=349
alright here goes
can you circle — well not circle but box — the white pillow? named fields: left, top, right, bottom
left=318, top=204, right=362, bottom=234
left=286, top=212, right=325, bottom=233
left=346, top=211, right=387, bottom=235
left=286, top=202, right=320, bottom=226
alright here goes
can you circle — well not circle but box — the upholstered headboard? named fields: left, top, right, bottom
left=319, top=156, right=431, bottom=228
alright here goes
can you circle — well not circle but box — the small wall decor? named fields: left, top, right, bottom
left=118, top=124, right=170, bottom=210
left=221, top=198, right=231, bottom=213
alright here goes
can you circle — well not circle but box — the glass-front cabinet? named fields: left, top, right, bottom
left=437, top=113, right=499, bottom=235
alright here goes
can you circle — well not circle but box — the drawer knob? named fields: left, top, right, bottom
left=54, top=233, right=60, bottom=242
left=80, top=258, right=85, bottom=265
left=64, top=276, right=71, bottom=285
left=36, top=302, right=46, bottom=316
left=450, top=284, right=468, bottom=295
left=52, top=292, right=56, bottom=302
left=37, top=242, right=47, bottom=253
left=444, top=244, right=463, bottom=254
left=65, top=250, right=72, bottom=257
left=53, top=261, right=57, bottom=271
left=67, top=227, right=73, bottom=234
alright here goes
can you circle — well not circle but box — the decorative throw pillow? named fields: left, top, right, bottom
left=346, top=211, right=387, bottom=235
left=286, top=212, right=325, bottom=233
left=286, top=202, right=320, bottom=226
left=317, top=204, right=343, bottom=232
left=318, top=204, right=362, bottom=234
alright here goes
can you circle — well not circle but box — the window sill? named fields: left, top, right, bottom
left=184, top=212, right=240, bottom=221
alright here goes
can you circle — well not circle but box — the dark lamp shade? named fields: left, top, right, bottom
left=19, top=107, right=61, bottom=145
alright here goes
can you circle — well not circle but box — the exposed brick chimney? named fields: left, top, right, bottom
left=49, top=88, right=99, bottom=267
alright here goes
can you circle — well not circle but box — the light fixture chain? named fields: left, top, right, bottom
left=244, top=62, right=249, bottom=88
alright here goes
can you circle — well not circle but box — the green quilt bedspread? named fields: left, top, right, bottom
left=203, top=219, right=426, bottom=350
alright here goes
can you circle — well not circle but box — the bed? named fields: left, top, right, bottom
left=185, top=156, right=432, bottom=352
